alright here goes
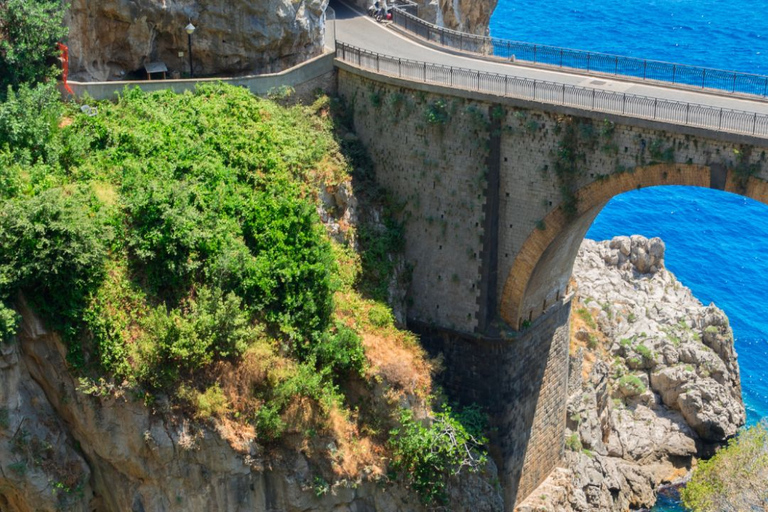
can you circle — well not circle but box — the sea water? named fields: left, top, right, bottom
left=489, top=2, right=768, bottom=510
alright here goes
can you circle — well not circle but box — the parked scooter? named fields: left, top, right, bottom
left=367, top=1, right=391, bottom=22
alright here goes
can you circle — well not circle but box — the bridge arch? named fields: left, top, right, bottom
left=499, top=164, right=768, bottom=329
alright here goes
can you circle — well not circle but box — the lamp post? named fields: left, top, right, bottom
left=185, top=22, right=196, bottom=77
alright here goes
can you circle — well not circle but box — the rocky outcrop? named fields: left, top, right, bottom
left=0, top=300, right=502, bottom=511
left=518, top=236, right=745, bottom=511
left=434, top=0, right=499, bottom=35
left=65, top=0, right=329, bottom=81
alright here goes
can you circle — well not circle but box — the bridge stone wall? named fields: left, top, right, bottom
left=417, top=298, right=571, bottom=507
left=338, top=69, right=493, bottom=333
left=337, top=65, right=768, bottom=509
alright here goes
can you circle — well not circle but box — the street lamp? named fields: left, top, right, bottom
left=185, top=22, right=196, bottom=77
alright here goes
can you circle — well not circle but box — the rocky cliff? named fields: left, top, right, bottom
left=433, top=0, right=499, bottom=35
left=517, top=236, right=745, bottom=511
left=65, top=0, right=329, bottom=81
left=0, top=299, right=503, bottom=512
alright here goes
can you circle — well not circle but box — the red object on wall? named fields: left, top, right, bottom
left=57, top=42, right=74, bottom=95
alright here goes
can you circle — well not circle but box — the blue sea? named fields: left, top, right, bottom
left=490, top=1, right=768, bottom=510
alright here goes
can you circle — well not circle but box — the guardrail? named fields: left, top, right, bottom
left=336, top=42, right=768, bottom=138
left=391, top=8, right=768, bottom=99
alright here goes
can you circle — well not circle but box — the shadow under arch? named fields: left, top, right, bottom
left=499, top=162, right=768, bottom=329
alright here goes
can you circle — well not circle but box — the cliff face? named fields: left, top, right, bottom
left=0, top=301, right=503, bottom=512
left=518, top=236, right=745, bottom=512
left=65, top=0, right=328, bottom=81
left=434, top=0, right=499, bottom=35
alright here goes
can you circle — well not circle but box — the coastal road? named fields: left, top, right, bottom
left=331, top=0, right=768, bottom=119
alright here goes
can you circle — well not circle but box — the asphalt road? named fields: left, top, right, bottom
left=331, top=0, right=768, bottom=118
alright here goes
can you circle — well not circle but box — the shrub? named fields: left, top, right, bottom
left=425, top=99, right=450, bottom=125
left=135, top=287, right=258, bottom=389
left=618, top=374, right=646, bottom=396
left=682, top=421, right=768, bottom=511
left=123, top=178, right=210, bottom=298
left=237, top=186, right=335, bottom=341
left=311, top=321, right=366, bottom=379
left=389, top=405, right=487, bottom=505
left=0, top=0, right=68, bottom=93
left=194, top=383, right=230, bottom=420
left=0, top=302, right=19, bottom=343
left=565, top=432, right=583, bottom=451
left=0, top=82, right=63, bottom=163
left=368, top=303, right=394, bottom=328
left=0, top=187, right=109, bottom=344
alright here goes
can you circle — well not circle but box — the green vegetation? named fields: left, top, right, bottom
left=425, top=99, right=450, bottom=125
left=0, top=24, right=493, bottom=495
left=618, top=374, right=646, bottom=395
left=389, top=404, right=488, bottom=505
left=565, top=432, right=583, bottom=451
left=682, top=421, right=768, bottom=511
left=0, top=0, right=68, bottom=95
left=575, top=307, right=597, bottom=330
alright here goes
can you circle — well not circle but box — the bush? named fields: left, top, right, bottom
left=0, top=0, right=68, bottom=93
left=135, top=287, right=258, bottom=389
left=0, top=302, right=19, bottom=343
left=681, top=421, right=768, bottom=511
left=0, top=82, right=63, bottom=163
left=389, top=405, right=488, bottom=505
left=237, top=186, right=334, bottom=341
left=0, top=187, right=109, bottom=343
left=124, top=179, right=210, bottom=298
left=312, top=321, right=366, bottom=379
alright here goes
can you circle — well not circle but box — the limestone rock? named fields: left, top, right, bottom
left=0, top=300, right=502, bottom=511
left=434, top=0, right=499, bottom=35
left=517, top=236, right=745, bottom=511
left=65, top=0, right=329, bottom=81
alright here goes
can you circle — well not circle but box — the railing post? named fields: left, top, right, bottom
left=450, top=67, right=453, bottom=86
left=398, top=58, right=402, bottom=77
left=476, top=70, right=481, bottom=91
left=615, top=56, right=618, bottom=75
left=653, top=98, right=657, bottom=119
left=592, top=88, right=595, bottom=108
left=622, top=94, right=626, bottom=114
left=587, top=53, right=591, bottom=72
left=643, top=61, right=647, bottom=80
left=764, top=78, right=768, bottom=97
left=562, top=84, right=566, bottom=104
left=376, top=54, right=380, bottom=73
left=560, top=49, right=563, bottom=67
left=702, top=69, right=706, bottom=88
left=686, top=103, right=690, bottom=123
left=719, top=108, right=723, bottom=129
left=672, top=65, right=676, bottom=83
left=733, top=74, right=737, bottom=93
left=534, top=45, right=537, bottom=63
left=505, top=75, right=509, bottom=96
left=754, top=112, right=758, bottom=134
left=423, top=62, right=427, bottom=82
left=533, top=80, right=537, bottom=100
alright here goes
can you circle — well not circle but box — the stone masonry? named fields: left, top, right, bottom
left=336, top=64, right=768, bottom=509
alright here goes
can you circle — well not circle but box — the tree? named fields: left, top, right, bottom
left=0, top=0, right=68, bottom=94
left=681, top=421, right=768, bottom=512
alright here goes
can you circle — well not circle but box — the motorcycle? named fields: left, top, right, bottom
left=367, top=3, right=391, bottom=22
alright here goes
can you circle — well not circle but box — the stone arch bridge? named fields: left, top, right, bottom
left=332, top=15, right=768, bottom=506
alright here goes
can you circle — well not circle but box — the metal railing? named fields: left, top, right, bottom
left=336, top=42, right=768, bottom=138
left=391, top=8, right=768, bottom=99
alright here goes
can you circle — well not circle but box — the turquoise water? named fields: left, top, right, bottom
left=490, top=2, right=768, bottom=510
